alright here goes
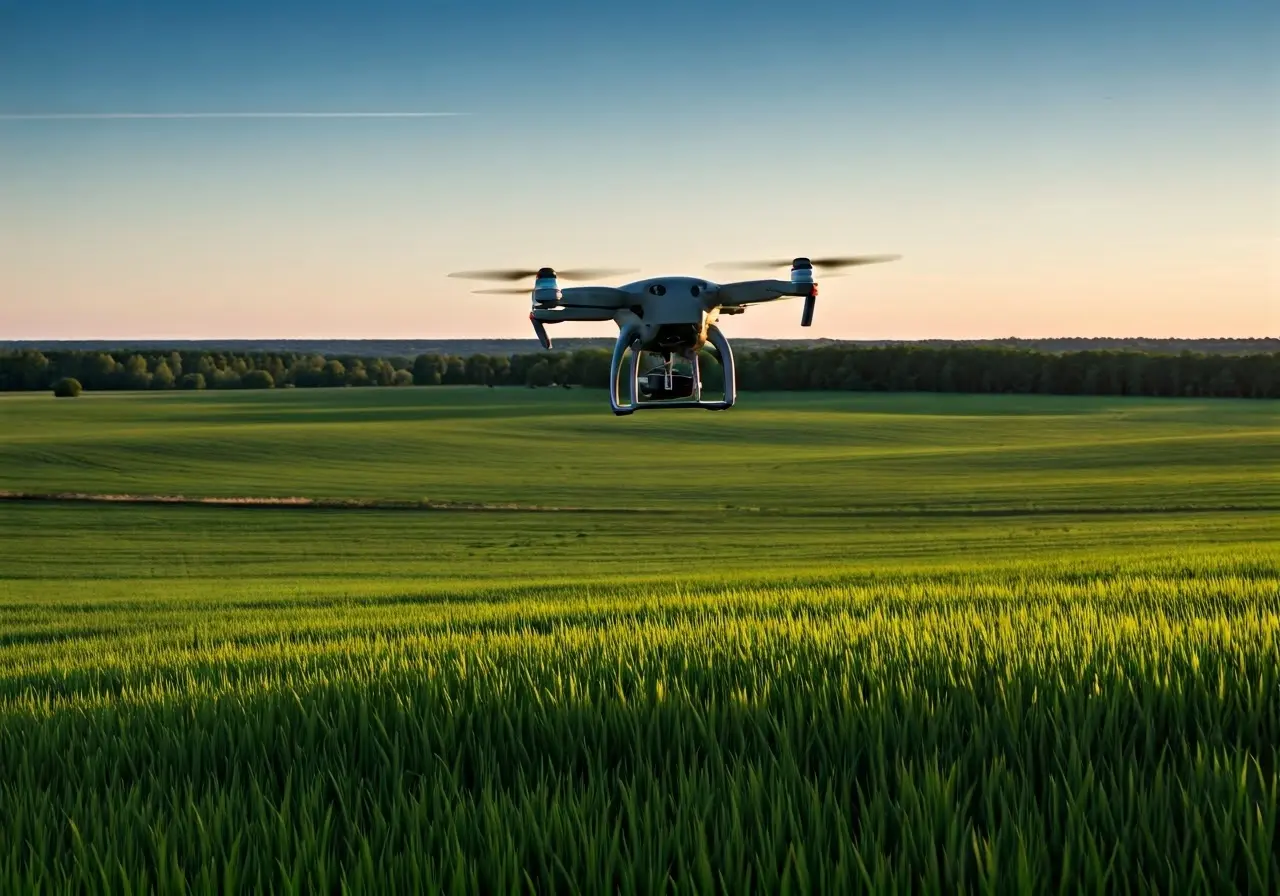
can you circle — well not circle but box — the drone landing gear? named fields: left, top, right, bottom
left=609, top=324, right=737, bottom=415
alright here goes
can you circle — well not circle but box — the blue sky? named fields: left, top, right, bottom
left=1, top=0, right=1275, bottom=339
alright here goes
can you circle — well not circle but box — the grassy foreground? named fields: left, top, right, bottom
left=1, top=388, right=1277, bottom=892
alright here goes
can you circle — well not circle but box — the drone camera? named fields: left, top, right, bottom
left=639, top=369, right=697, bottom=401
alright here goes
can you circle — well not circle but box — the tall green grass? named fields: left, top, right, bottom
left=2, top=520, right=1277, bottom=892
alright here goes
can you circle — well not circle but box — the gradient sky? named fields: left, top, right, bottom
left=1, top=0, right=1276, bottom=340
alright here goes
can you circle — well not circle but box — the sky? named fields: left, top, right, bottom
left=1, top=0, right=1276, bottom=341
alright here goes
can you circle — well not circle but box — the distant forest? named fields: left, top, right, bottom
left=2, top=344, right=1276, bottom=398
left=4, top=337, right=1277, bottom=358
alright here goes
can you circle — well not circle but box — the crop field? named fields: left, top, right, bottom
left=1, top=388, right=1277, bottom=892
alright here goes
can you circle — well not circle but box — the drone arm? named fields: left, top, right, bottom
left=531, top=306, right=617, bottom=323
left=530, top=304, right=619, bottom=351
left=557, top=286, right=633, bottom=308
left=710, top=279, right=810, bottom=308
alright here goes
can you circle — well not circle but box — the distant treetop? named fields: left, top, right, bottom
left=2, top=337, right=1276, bottom=359
left=2, top=343, right=1276, bottom=399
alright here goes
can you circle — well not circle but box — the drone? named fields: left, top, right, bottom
left=447, top=254, right=901, bottom=415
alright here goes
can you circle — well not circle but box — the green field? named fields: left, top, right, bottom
left=1, top=388, right=1277, bottom=892
left=3, top=387, right=1277, bottom=512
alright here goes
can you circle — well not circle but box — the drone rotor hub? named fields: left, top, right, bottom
left=531, top=268, right=561, bottom=306
left=789, top=257, right=815, bottom=285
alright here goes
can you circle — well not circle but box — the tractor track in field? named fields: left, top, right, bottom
left=0, top=490, right=581, bottom=513
left=1, top=490, right=1276, bottom=518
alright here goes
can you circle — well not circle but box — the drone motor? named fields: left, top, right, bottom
left=789, top=258, right=814, bottom=285
left=790, top=258, right=820, bottom=327
left=531, top=268, right=561, bottom=306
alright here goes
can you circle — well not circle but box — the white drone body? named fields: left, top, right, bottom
left=449, top=255, right=900, bottom=415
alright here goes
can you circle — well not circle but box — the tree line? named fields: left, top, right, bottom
left=0, top=345, right=1275, bottom=398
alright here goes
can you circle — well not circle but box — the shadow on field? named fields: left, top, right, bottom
left=3, top=490, right=1277, bottom=517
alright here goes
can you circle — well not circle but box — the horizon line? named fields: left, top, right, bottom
left=3, top=335, right=1274, bottom=343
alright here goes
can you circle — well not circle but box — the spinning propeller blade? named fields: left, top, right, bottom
left=706, top=254, right=901, bottom=274
left=557, top=268, right=639, bottom=281
left=448, top=269, right=539, bottom=282
left=448, top=267, right=637, bottom=282
left=470, top=288, right=532, bottom=295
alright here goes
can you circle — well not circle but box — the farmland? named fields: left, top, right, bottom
left=2, top=387, right=1277, bottom=512
left=1, top=388, right=1277, bottom=892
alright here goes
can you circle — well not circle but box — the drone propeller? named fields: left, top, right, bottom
left=448, top=265, right=638, bottom=351
left=448, top=267, right=638, bottom=282
left=705, top=254, right=901, bottom=275
left=707, top=253, right=902, bottom=328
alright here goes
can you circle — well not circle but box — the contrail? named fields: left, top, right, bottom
left=0, top=111, right=467, bottom=120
